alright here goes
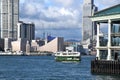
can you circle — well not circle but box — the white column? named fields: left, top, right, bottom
left=107, top=19, right=112, bottom=60
left=96, top=22, right=100, bottom=60
left=17, top=23, right=21, bottom=39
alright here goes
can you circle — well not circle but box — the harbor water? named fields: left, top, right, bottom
left=0, top=56, right=120, bottom=80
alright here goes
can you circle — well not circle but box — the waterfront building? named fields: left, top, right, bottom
left=17, top=21, right=35, bottom=41
left=91, top=4, right=120, bottom=60
left=0, top=0, right=19, bottom=39
left=12, top=21, right=35, bottom=53
left=11, top=38, right=27, bottom=52
left=82, top=0, right=97, bottom=43
left=39, top=37, right=64, bottom=53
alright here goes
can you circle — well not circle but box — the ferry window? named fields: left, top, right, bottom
left=73, top=53, right=77, bottom=55
left=57, top=53, right=60, bottom=55
left=63, top=53, right=67, bottom=55
left=68, top=53, right=71, bottom=55
left=68, top=50, right=72, bottom=52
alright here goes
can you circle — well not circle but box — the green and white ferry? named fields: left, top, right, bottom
left=55, top=50, right=81, bottom=62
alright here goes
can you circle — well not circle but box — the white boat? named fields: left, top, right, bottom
left=55, top=51, right=81, bottom=62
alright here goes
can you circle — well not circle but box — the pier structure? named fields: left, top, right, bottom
left=91, top=4, right=120, bottom=61
left=91, top=4, right=120, bottom=74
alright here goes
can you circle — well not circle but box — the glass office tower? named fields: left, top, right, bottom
left=82, top=0, right=97, bottom=41
left=17, top=21, right=35, bottom=41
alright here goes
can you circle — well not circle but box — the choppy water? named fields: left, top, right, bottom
left=0, top=56, right=120, bottom=80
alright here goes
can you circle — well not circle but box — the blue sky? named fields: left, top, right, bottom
left=19, top=0, right=120, bottom=40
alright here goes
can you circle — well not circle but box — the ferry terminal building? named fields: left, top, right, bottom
left=91, top=4, right=120, bottom=61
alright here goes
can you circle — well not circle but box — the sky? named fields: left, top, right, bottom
left=19, top=0, right=120, bottom=40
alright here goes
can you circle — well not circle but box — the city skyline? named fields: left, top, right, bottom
left=19, top=0, right=120, bottom=40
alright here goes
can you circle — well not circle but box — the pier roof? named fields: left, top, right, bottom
left=91, top=4, right=120, bottom=22
left=94, top=4, right=120, bottom=17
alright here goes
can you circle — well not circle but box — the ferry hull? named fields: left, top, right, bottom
left=55, top=56, right=81, bottom=62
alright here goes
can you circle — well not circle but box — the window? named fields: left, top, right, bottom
left=100, top=50, right=108, bottom=60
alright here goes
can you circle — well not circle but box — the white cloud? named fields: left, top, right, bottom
left=19, top=0, right=120, bottom=39
left=20, top=0, right=81, bottom=29
left=54, top=0, right=74, bottom=7
left=24, top=4, right=37, bottom=16
left=20, top=0, right=25, bottom=3
left=59, top=8, right=74, bottom=16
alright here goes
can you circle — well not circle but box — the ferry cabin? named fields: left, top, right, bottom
left=91, top=4, right=120, bottom=61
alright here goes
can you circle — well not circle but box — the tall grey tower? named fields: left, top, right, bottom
left=82, top=0, right=97, bottom=42
left=17, top=21, right=35, bottom=41
left=0, top=0, right=19, bottom=39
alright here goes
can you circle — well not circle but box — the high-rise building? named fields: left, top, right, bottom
left=17, top=21, right=35, bottom=41
left=0, top=0, right=19, bottom=39
left=82, top=0, right=97, bottom=42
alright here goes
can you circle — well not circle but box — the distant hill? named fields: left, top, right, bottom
left=65, top=39, right=80, bottom=42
